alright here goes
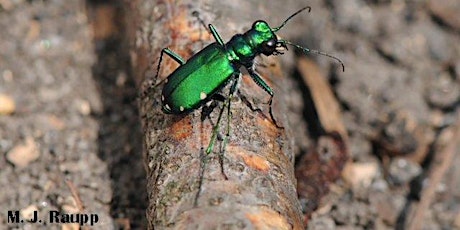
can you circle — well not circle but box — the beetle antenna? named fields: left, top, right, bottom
left=272, top=6, right=311, bottom=32
left=281, top=40, right=345, bottom=72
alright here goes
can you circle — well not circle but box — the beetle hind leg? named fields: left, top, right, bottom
left=154, top=48, right=186, bottom=84
left=141, top=48, right=186, bottom=98
left=191, top=11, right=225, bottom=47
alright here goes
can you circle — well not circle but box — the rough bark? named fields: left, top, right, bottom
left=124, top=0, right=303, bottom=229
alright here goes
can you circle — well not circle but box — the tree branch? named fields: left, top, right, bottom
left=124, top=0, right=303, bottom=228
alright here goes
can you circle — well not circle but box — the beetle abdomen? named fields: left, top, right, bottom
left=162, top=43, right=236, bottom=114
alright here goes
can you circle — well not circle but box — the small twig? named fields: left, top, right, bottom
left=65, top=179, right=90, bottom=230
left=407, top=110, right=460, bottom=230
left=65, top=179, right=85, bottom=212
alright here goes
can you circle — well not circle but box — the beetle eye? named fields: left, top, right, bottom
left=260, top=39, right=277, bottom=55
left=265, top=40, right=275, bottom=47
left=265, top=40, right=275, bottom=48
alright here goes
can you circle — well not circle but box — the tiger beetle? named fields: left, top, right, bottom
left=155, top=6, right=345, bottom=154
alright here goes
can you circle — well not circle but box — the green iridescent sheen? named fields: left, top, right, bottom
left=162, top=43, right=235, bottom=113
left=157, top=6, right=346, bottom=118
left=155, top=7, right=345, bottom=155
left=161, top=20, right=279, bottom=114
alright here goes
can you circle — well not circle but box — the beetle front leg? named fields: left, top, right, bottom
left=247, top=69, right=284, bottom=129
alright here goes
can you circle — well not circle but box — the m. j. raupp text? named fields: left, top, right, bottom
left=7, top=210, right=99, bottom=226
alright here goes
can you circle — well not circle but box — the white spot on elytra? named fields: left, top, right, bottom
left=200, top=92, right=207, bottom=100
left=180, top=106, right=184, bottom=111
left=164, top=104, right=170, bottom=110
left=164, top=78, right=168, bottom=83
left=161, top=95, right=164, bottom=101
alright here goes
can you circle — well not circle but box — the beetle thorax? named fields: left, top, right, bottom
left=226, top=35, right=255, bottom=66
left=226, top=20, right=278, bottom=67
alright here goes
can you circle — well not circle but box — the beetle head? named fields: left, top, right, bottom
left=251, top=20, right=288, bottom=56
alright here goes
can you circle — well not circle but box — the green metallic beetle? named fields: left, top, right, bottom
left=157, top=6, right=343, bottom=113
left=155, top=6, right=344, bottom=152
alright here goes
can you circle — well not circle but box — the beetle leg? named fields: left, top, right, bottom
left=206, top=73, right=240, bottom=155
left=200, top=93, right=228, bottom=122
left=205, top=95, right=227, bottom=154
left=222, top=73, right=240, bottom=148
left=154, top=48, right=186, bottom=82
left=247, top=69, right=284, bottom=129
left=247, top=68, right=274, bottom=96
left=142, top=48, right=186, bottom=97
left=211, top=93, right=226, bottom=102
left=142, top=48, right=186, bottom=98
left=163, top=48, right=186, bottom=64
left=208, top=24, right=225, bottom=46
left=222, top=73, right=240, bottom=150
left=191, top=11, right=212, bottom=48
left=191, top=11, right=212, bottom=31
left=191, top=11, right=225, bottom=46
left=220, top=75, right=240, bottom=179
